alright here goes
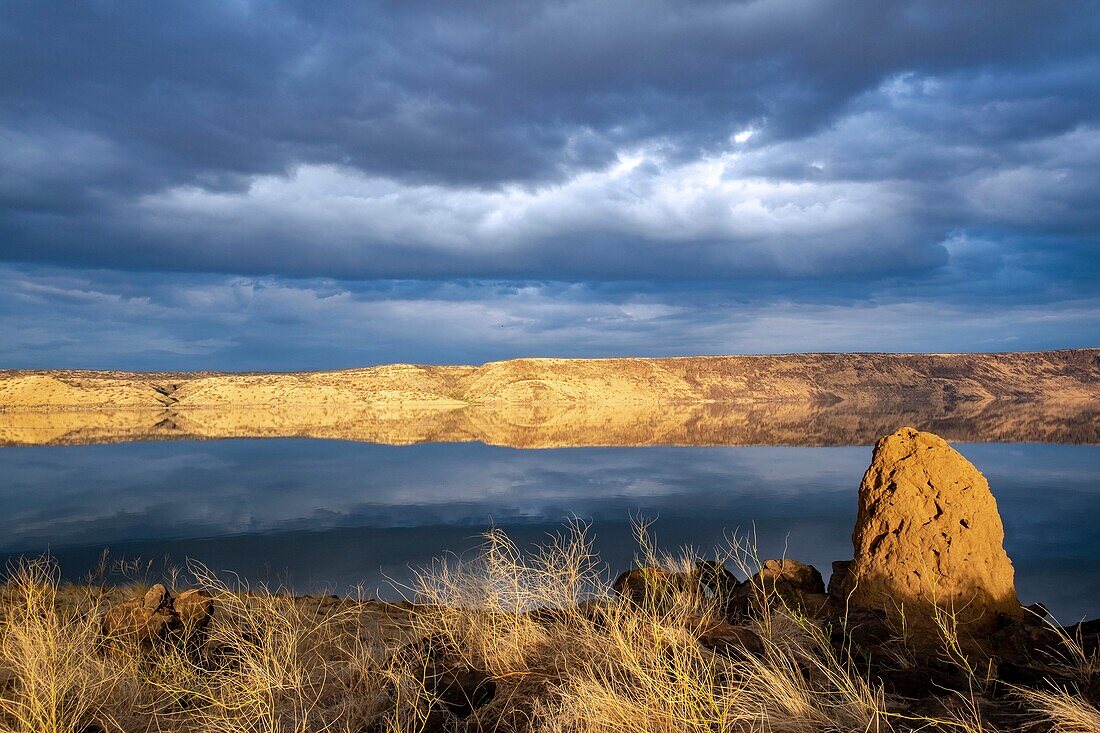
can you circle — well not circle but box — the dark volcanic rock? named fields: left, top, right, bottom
left=876, top=663, right=969, bottom=699
left=613, top=560, right=748, bottom=618
left=611, top=565, right=706, bottom=610
left=728, top=559, right=826, bottom=616
left=831, top=608, right=896, bottom=650
left=1065, top=618, right=1100, bottom=658
left=173, top=588, right=215, bottom=636
left=423, top=663, right=497, bottom=719
left=694, top=559, right=742, bottom=599
left=693, top=620, right=764, bottom=655
left=751, top=559, right=825, bottom=596
left=828, top=560, right=852, bottom=598
left=611, top=566, right=675, bottom=608
left=101, top=584, right=175, bottom=646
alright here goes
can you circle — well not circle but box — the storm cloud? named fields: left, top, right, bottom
left=1, top=0, right=1097, bottom=366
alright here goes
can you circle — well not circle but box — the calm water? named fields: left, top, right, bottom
left=2, top=440, right=1097, bottom=620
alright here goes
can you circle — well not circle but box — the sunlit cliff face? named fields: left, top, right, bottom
left=2, top=351, right=1096, bottom=446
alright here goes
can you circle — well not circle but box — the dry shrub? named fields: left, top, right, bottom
left=393, top=523, right=892, bottom=733
left=409, top=524, right=603, bottom=673
left=545, top=603, right=889, bottom=733
left=369, top=525, right=605, bottom=730
left=0, top=559, right=119, bottom=733
left=0, top=559, right=387, bottom=733
left=150, top=564, right=382, bottom=733
left=1022, top=688, right=1100, bottom=733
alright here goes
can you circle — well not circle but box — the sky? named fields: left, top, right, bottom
left=1, top=0, right=1098, bottom=370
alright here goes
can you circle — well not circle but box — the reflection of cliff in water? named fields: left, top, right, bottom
left=1, top=398, right=1096, bottom=447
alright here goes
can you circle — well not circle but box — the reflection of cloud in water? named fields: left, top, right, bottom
left=0, top=440, right=1097, bottom=619
left=1, top=442, right=870, bottom=549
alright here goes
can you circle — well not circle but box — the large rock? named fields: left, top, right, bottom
left=611, top=566, right=706, bottom=611
left=612, top=561, right=742, bottom=614
left=101, top=584, right=214, bottom=649
left=174, top=588, right=215, bottom=634
left=834, top=427, right=1021, bottom=633
left=727, top=559, right=827, bottom=617
left=611, top=566, right=675, bottom=608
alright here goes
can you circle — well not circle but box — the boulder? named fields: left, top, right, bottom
left=1064, top=618, right=1100, bottom=658
left=101, top=584, right=176, bottom=646
left=827, top=560, right=852, bottom=598
left=690, top=619, right=765, bottom=655
left=831, top=608, right=896, bottom=650
left=693, top=560, right=742, bottom=600
left=751, top=559, right=825, bottom=596
left=834, top=427, right=1021, bottom=634
left=173, top=588, right=215, bottom=635
left=422, top=663, right=497, bottom=719
left=612, top=561, right=743, bottom=613
left=101, top=584, right=214, bottom=649
left=611, top=566, right=673, bottom=608
left=523, top=598, right=602, bottom=625
left=728, top=559, right=826, bottom=616
left=611, top=566, right=702, bottom=611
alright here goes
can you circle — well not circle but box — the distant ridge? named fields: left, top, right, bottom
left=1, top=349, right=1096, bottom=410
left=0, top=350, right=1096, bottom=447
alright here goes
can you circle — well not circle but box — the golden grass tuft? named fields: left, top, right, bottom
left=391, top=524, right=891, bottom=732
left=1022, top=688, right=1100, bottom=733
left=0, top=559, right=119, bottom=733
left=146, top=565, right=378, bottom=732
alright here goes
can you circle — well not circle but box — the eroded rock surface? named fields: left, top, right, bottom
left=612, top=561, right=747, bottom=616
left=101, top=584, right=214, bottom=649
left=834, top=427, right=1021, bottom=632
left=728, top=559, right=827, bottom=617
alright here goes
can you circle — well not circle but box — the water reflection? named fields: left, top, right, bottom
left=1, top=398, right=1097, bottom=447
left=1, top=440, right=1097, bottom=620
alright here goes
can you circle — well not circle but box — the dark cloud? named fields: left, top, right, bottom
left=4, top=1, right=1091, bottom=187
left=1, top=261, right=1094, bottom=370
left=0, top=1, right=1097, bottom=363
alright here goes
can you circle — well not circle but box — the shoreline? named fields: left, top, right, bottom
left=2, top=427, right=1098, bottom=732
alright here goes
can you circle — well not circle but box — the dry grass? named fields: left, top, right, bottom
left=0, top=559, right=119, bottom=732
left=390, top=524, right=891, bottom=732
left=1022, top=688, right=1100, bottom=733
left=146, top=567, right=379, bottom=732
left=1, top=527, right=1096, bottom=733
left=0, top=559, right=393, bottom=733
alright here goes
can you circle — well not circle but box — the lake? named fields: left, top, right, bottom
left=2, top=437, right=1097, bottom=621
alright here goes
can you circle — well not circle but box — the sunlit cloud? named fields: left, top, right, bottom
left=0, top=1, right=1097, bottom=366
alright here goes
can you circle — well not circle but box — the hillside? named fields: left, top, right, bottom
left=2, top=350, right=1096, bottom=409
left=0, top=350, right=1095, bottom=446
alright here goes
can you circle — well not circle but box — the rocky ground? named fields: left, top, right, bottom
left=1, top=428, right=1098, bottom=732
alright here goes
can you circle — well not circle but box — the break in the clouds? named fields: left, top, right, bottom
left=1, top=1, right=1098, bottom=367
